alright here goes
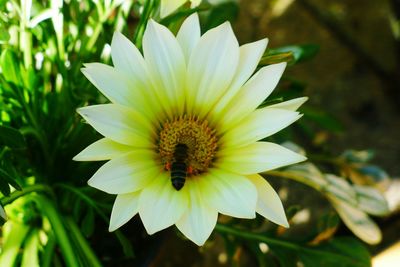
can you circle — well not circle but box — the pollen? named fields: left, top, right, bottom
left=158, top=115, right=218, bottom=175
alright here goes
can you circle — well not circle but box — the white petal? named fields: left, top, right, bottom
left=81, top=64, right=136, bottom=107
left=211, top=39, right=268, bottom=120
left=217, top=142, right=306, bottom=175
left=88, top=150, right=159, bottom=194
left=109, top=191, right=141, bottom=231
left=267, top=97, right=308, bottom=111
left=109, top=32, right=162, bottom=116
left=248, top=174, right=289, bottom=227
left=187, top=22, right=239, bottom=117
left=73, top=138, right=132, bottom=161
left=200, top=169, right=257, bottom=218
left=143, top=20, right=186, bottom=116
left=77, top=104, right=155, bottom=147
left=176, top=179, right=218, bottom=246
left=220, top=62, right=287, bottom=131
left=222, top=108, right=302, bottom=148
left=177, top=13, right=200, bottom=64
left=160, top=0, right=186, bottom=18
left=111, top=32, right=147, bottom=80
left=139, top=172, right=189, bottom=234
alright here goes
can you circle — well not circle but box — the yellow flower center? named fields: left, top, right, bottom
left=158, top=115, right=218, bottom=175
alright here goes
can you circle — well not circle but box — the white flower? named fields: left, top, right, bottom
left=74, top=13, right=307, bottom=246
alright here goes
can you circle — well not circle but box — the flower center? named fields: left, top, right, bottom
left=158, top=115, right=218, bottom=175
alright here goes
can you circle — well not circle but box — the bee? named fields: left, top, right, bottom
left=170, top=143, right=189, bottom=191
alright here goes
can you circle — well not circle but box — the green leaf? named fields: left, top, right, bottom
left=0, top=27, right=10, bottom=43
left=269, top=44, right=319, bottom=64
left=21, top=229, right=40, bottom=267
left=353, top=185, right=389, bottom=216
left=0, top=49, right=21, bottom=85
left=0, top=125, right=26, bottom=149
left=0, top=221, right=31, bottom=266
left=0, top=175, right=10, bottom=196
left=324, top=174, right=357, bottom=206
left=328, top=195, right=382, bottom=245
left=299, top=237, right=371, bottom=267
left=0, top=167, right=21, bottom=196
left=203, top=2, right=239, bottom=31
left=302, top=107, right=343, bottom=132
left=0, top=204, right=6, bottom=222
left=259, top=52, right=294, bottom=66
left=160, top=3, right=211, bottom=26
left=271, top=247, right=298, bottom=267
left=81, top=208, right=95, bottom=237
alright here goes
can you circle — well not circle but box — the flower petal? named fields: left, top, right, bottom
left=88, top=150, right=160, bottom=194
left=111, top=32, right=147, bottom=80
left=109, top=32, right=161, bottom=119
left=222, top=107, right=302, bottom=148
left=77, top=104, right=155, bottom=147
left=248, top=174, right=289, bottom=227
left=217, top=142, right=306, bottom=175
left=200, top=169, right=257, bottom=218
left=73, top=138, right=132, bottom=161
left=109, top=191, right=141, bottom=231
left=267, top=97, right=308, bottom=111
left=143, top=20, right=186, bottom=116
left=220, top=62, right=287, bottom=132
left=211, top=39, right=268, bottom=120
left=139, top=172, right=189, bottom=234
left=187, top=22, right=239, bottom=117
left=176, top=179, right=218, bottom=246
left=176, top=13, right=200, bottom=64
left=160, top=0, right=186, bottom=18
left=81, top=64, right=134, bottom=106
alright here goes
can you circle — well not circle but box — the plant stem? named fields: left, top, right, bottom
left=64, top=216, right=103, bottom=267
left=0, top=184, right=54, bottom=206
left=215, top=224, right=300, bottom=250
left=33, top=195, right=80, bottom=267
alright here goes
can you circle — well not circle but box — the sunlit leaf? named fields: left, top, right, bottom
left=0, top=27, right=10, bottom=43
left=268, top=44, right=319, bottom=64
left=328, top=195, right=382, bottom=245
left=0, top=49, right=21, bottom=85
left=324, top=174, right=357, bottom=206
left=284, top=162, right=328, bottom=189
left=21, top=229, right=40, bottom=267
left=353, top=185, right=389, bottom=216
